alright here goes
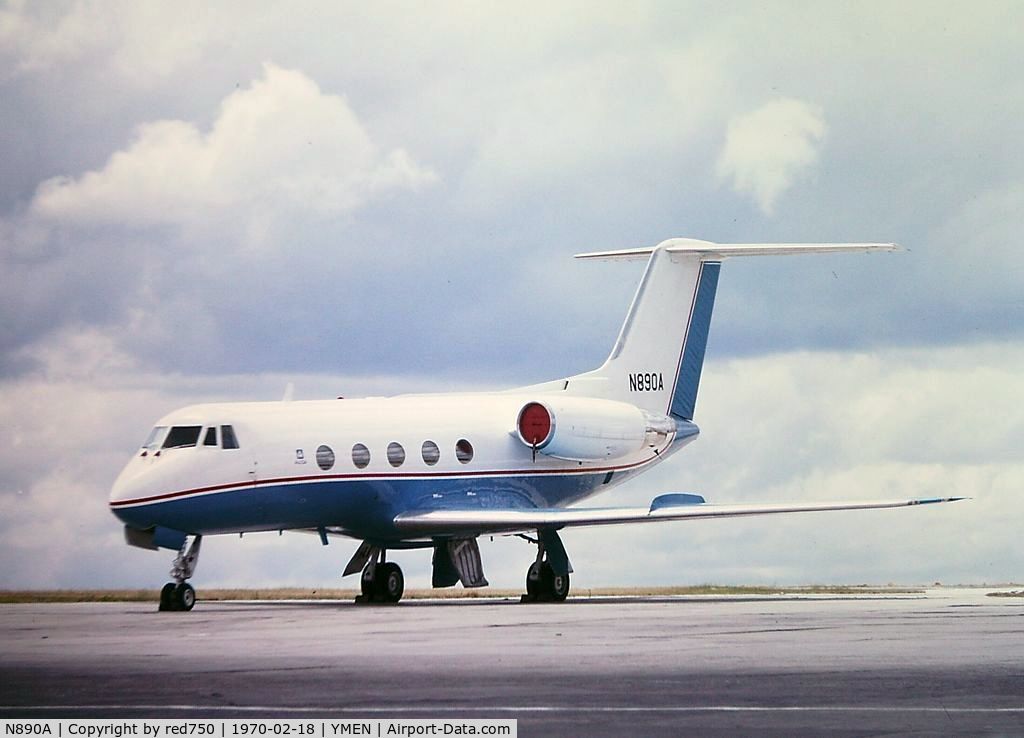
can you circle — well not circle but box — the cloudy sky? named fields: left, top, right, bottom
left=1, top=1, right=1022, bottom=590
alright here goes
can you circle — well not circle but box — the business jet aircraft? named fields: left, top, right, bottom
left=109, top=238, right=961, bottom=610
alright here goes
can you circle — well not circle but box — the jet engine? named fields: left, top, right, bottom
left=515, top=397, right=677, bottom=461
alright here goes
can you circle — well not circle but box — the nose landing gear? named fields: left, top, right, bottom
left=159, top=535, right=202, bottom=611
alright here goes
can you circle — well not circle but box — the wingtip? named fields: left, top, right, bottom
left=911, top=496, right=969, bottom=506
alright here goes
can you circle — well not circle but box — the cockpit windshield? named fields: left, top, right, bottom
left=140, top=424, right=238, bottom=453
left=141, top=426, right=168, bottom=451
left=162, top=426, right=203, bottom=449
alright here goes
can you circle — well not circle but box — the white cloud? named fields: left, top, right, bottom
left=0, top=64, right=438, bottom=379
left=716, top=98, right=826, bottom=215
left=926, top=183, right=1024, bottom=303
left=0, top=0, right=105, bottom=75
left=29, top=63, right=437, bottom=227
left=454, top=41, right=731, bottom=212
left=14, top=324, right=138, bottom=382
left=0, top=0, right=220, bottom=81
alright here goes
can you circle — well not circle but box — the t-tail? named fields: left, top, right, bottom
left=564, top=238, right=899, bottom=419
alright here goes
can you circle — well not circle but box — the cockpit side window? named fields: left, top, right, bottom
left=203, top=427, right=218, bottom=447
left=142, top=426, right=168, bottom=451
left=162, top=426, right=202, bottom=449
left=221, top=425, right=240, bottom=449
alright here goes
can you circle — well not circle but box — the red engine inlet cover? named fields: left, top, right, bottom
left=518, top=402, right=552, bottom=447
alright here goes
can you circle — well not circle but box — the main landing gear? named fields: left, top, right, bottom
left=342, top=531, right=571, bottom=604
left=524, top=561, right=570, bottom=602
left=159, top=535, right=202, bottom=611
left=343, top=542, right=406, bottom=604
left=357, top=549, right=405, bottom=604
left=520, top=530, right=572, bottom=603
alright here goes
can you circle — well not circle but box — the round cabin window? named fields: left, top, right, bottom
left=421, top=440, right=440, bottom=466
left=316, top=445, right=335, bottom=471
left=351, top=443, right=370, bottom=469
left=455, top=439, right=474, bottom=464
left=387, top=442, right=406, bottom=468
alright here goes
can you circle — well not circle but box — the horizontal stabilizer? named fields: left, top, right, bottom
left=576, top=239, right=900, bottom=261
left=394, top=496, right=965, bottom=536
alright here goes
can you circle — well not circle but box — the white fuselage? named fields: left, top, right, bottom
left=109, top=392, right=695, bottom=542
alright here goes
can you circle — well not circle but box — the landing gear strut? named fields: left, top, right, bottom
left=355, top=548, right=405, bottom=604
left=521, top=530, right=571, bottom=603
left=159, top=535, right=202, bottom=611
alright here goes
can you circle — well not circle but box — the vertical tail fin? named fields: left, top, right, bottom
left=565, top=238, right=898, bottom=418
left=565, top=242, right=718, bottom=417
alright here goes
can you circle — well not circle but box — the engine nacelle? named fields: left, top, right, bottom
left=515, top=397, right=677, bottom=461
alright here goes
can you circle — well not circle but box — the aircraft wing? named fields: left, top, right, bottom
left=393, top=496, right=965, bottom=537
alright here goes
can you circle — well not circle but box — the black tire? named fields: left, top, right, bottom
left=159, top=582, right=176, bottom=611
left=378, top=562, right=404, bottom=603
left=361, top=570, right=374, bottom=597
left=550, top=569, right=570, bottom=602
left=174, top=582, right=196, bottom=611
left=525, top=562, right=543, bottom=601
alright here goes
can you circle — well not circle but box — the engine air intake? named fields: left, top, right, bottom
left=514, top=397, right=677, bottom=462
left=517, top=402, right=553, bottom=448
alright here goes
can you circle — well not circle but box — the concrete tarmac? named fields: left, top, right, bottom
left=1, top=588, right=1022, bottom=736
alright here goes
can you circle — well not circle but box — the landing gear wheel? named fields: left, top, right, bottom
left=159, top=582, right=177, bottom=611
left=356, top=558, right=404, bottom=604
left=158, top=535, right=202, bottom=612
left=523, top=562, right=569, bottom=602
left=550, top=568, right=570, bottom=602
left=174, top=582, right=196, bottom=611
left=377, top=562, right=405, bottom=603
left=525, top=562, right=542, bottom=601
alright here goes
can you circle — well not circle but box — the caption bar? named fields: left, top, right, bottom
left=0, top=721, right=515, bottom=738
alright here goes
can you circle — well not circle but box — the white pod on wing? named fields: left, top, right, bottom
left=515, top=397, right=676, bottom=461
